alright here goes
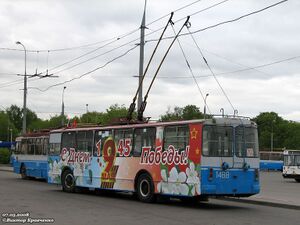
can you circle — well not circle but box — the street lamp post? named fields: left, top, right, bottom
left=271, top=119, right=275, bottom=152
left=220, top=108, right=224, bottom=117
left=61, top=86, right=66, bottom=126
left=204, top=93, right=209, bottom=119
left=16, top=41, right=27, bottom=134
left=85, top=104, right=89, bottom=123
left=10, top=128, right=12, bottom=143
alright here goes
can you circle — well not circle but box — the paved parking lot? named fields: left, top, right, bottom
left=0, top=171, right=299, bottom=225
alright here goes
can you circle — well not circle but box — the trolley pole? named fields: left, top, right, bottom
left=204, top=93, right=209, bottom=119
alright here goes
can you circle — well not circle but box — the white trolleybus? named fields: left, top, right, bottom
left=47, top=116, right=260, bottom=203
left=283, top=150, right=300, bottom=182
left=11, top=131, right=49, bottom=180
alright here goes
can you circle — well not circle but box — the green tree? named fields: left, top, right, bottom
left=0, top=111, right=17, bottom=141
left=49, top=115, right=67, bottom=128
left=28, top=118, right=49, bottom=131
left=80, top=111, right=104, bottom=124
left=0, top=111, right=11, bottom=140
left=102, top=104, right=129, bottom=125
left=281, top=122, right=300, bottom=149
left=182, top=105, right=204, bottom=120
left=252, top=112, right=300, bottom=150
left=26, top=108, right=39, bottom=128
left=159, top=106, right=183, bottom=122
left=0, top=148, right=10, bottom=164
left=159, top=105, right=204, bottom=122
left=252, top=112, right=284, bottom=149
left=6, top=105, right=22, bottom=131
left=6, top=105, right=39, bottom=133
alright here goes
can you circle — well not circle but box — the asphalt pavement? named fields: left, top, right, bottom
left=1, top=164, right=299, bottom=209
left=0, top=171, right=299, bottom=225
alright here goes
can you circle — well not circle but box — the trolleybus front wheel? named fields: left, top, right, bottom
left=137, top=173, right=156, bottom=203
left=61, top=170, right=76, bottom=193
left=295, top=179, right=300, bottom=183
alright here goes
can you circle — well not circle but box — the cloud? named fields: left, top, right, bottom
left=0, top=0, right=299, bottom=123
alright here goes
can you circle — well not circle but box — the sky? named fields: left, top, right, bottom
left=0, top=0, right=299, bottom=122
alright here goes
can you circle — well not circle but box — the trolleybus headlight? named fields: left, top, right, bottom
left=243, top=162, right=250, bottom=171
left=221, top=162, right=229, bottom=171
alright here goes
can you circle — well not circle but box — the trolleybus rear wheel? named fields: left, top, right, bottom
left=295, top=179, right=300, bottom=183
left=61, top=170, right=76, bottom=193
left=137, top=173, right=156, bottom=203
left=20, top=165, right=27, bottom=179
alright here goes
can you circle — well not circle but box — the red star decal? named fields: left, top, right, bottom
left=191, top=128, right=198, bottom=139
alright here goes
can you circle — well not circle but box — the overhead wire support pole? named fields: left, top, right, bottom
left=127, top=12, right=174, bottom=121
left=16, top=41, right=27, bottom=134
left=138, top=0, right=147, bottom=112
left=137, top=16, right=190, bottom=121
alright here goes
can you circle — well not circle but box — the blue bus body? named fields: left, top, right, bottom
left=12, top=155, right=48, bottom=179
left=201, top=168, right=259, bottom=196
left=260, top=160, right=283, bottom=171
left=11, top=133, right=49, bottom=180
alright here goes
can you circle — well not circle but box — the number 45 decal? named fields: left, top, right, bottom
left=117, top=139, right=131, bottom=157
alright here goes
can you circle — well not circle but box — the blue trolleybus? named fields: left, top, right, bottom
left=47, top=117, right=260, bottom=202
left=11, top=131, right=49, bottom=180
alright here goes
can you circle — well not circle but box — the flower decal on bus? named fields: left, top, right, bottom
left=48, top=157, right=62, bottom=183
left=48, top=149, right=92, bottom=185
left=186, top=162, right=200, bottom=195
left=157, top=161, right=200, bottom=196
left=168, top=167, right=189, bottom=195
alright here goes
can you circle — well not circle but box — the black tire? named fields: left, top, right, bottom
left=295, top=179, right=300, bottom=183
left=136, top=173, right=156, bottom=203
left=20, top=165, right=27, bottom=180
left=61, top=170, right=76, bottom=193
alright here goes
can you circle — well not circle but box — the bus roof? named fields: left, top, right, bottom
left=50, top=117, right=256, bottom=133
left=15, top=131, right=50, bottom=141
left=283, top=149, right=300, bottom=155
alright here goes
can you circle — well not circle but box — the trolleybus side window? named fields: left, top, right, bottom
left=114, top=129, right=133, bottom=157
left=49, top=133, right=62, bottom=155
left=35, top=138, right=43, bottom=155
left=93, top=130, right=112, bottom=157
left=62, top=131, right=76, bottom=150
left=28, top=138, right=35, bottom=155
left=235, top=126, right=259, bottom=158
left=43, top=138, right=49, bottom=155
left=133, top=127, right=156, bottom=157
left=202, top=126, right=233, bottom=157
left=164, top=125, right=189, bottom=152
left=15, top=141, right=20, bottom=154
left=21, top=139, right=28, bottom=154
left=77, top=131, right=93, bottom=153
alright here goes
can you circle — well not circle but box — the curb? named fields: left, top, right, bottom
left=218, top=197, right=300, bottom=210
left=0, top=166, right=13, bottom=173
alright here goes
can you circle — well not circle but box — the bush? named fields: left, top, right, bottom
left=0, top=148, right=10, bottom=164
